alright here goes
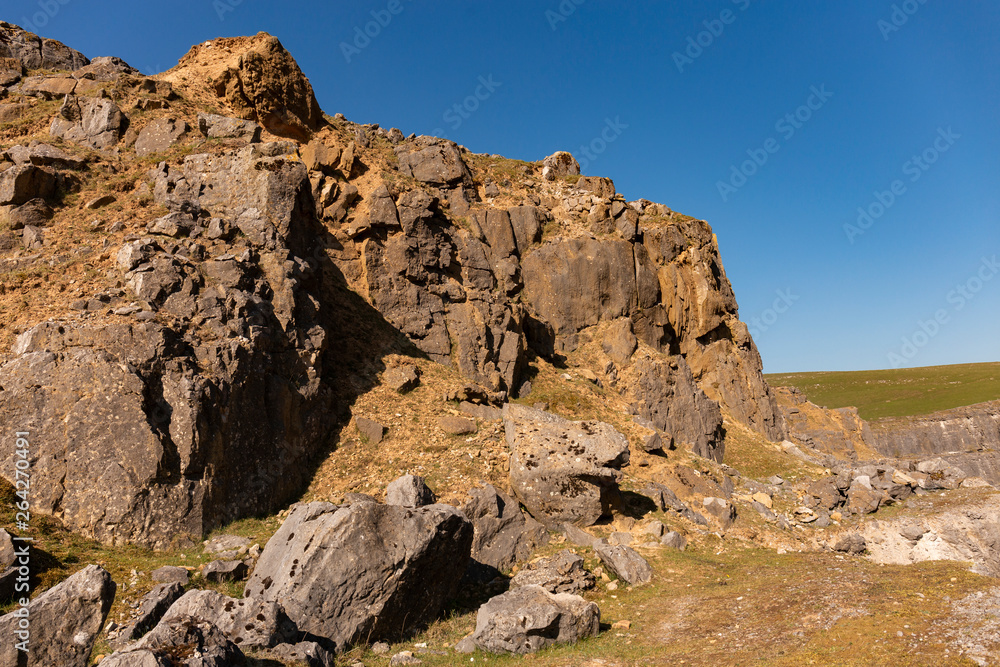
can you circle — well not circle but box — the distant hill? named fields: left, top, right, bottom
left=766, top=362, right=1000, bottom=421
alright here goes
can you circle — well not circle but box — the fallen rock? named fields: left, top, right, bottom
left=466, top=585, right=599, bottom=654
left=562, top=523, right=598, bottom=549
left=50, top=95, right=128, bottom=150
left=151, top=566, right=190, bottom=585
left=356, top=416, right=386, bottom=444
left=102, top=616, right=245, bottom=667
left=202, top=559, right=249, bottom=583
left=384, top=364, right=420, bottom=393
left=394, top=137, right=472, bottom=186
left=439, top=415, right=477, bottom=435
left=134, top=118, right=189, bottom=157
left=244, top=501, right=473, bottom=652
left=833, top=533, right=867, bottom=555
left=0, top=164, right=56, bottom=206
left=661, top=531, right=688, bottom=550
left=385, top=474, right=437, bottom=508
left=462, top=484, right=549, bottom=573
left=118, top=582, right=185, bottom=645
left=197, top=112, right=262, bottom=142
left=593, top=541, right=653, bottom=585
left=505, top=403, right=630, bottom=528
left=0, top=565, right=115, bottom=667
left=205, top=534, right=251, bottom=554
left=702, top=497, right=736, bottom=529
left=510, top=550, right=595, bottom=594
left=847, top=480, right=882, bottom=515
left=156, top=589, right=294, bottom=650
left=269, top=641, right=335, bottom=667
left=542, top=151, right=580, bottom=180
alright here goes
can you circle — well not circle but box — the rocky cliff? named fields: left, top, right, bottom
left=0, top=25, right=784, bottom=547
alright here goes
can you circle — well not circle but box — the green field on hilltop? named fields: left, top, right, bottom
left=766, top=362, right=1000, bottom=421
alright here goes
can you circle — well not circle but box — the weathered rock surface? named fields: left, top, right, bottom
left=268, top=641, right=335, bottom=667
left=244, top=501, right=473, bottom=651
left=134, top=118, right=188, bottom=157
left=0, top=164, right=56, bottom=205
left=461, top=484, right=549, bottom=573
left=156, top=589, right=294, bottom=650
left=593, top=541, right=653, bottom=585
left=151, top=566, right=189, bottom=585
left=775, top=386, right=875, bottom=459
left=119, top=582, right=185, bottom=643
left=510, top=550, right=595, bottom=594
left=385, top=474, right=437, bottom=508
left=0, top=22, right=89, bottom=71
left=505, top=404, right=630, bottom=527
left=0, top=565, right=115, bottom=667
left=466, top=585, right=599, bottom=654
left=202, top=559, right=248, bottom=583
left=197, top=112, right=262, bottom=142
left=50, top=95, right=128, bottom=150
left=102, top=616, right=246, bottom=667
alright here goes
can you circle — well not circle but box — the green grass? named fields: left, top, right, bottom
left=766, top=362, right=1000, bottom=421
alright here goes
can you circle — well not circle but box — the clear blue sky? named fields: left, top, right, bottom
left=9, top=0, right=998, bottom=373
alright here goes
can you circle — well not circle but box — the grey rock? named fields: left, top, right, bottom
left=468, top=585, right=599, bottom=654
left=602, top=318, right=638, bottom=366
left=0, top=164, right=56, bottom=206
left=202, top=559, right=248, bottom=583
left=389, top=651, right=422, bottom=666
left=510, top=550, right=594, bottom=594
left=385, top=474, right=437, bottom=508
left=356, top=416, right=386, bottom=444
left=0, top=565, right=115, bottom=667
left=394, top=137, right=472, bottom=186
left=0, top=23, right=90, bottom=71
left=833, top=533, right=867, bottom=555
left=105, top=615, right=245, bottom=667
left=384, top=364, right=420, bottom=393
left=505, top=403, right=630, bottom=528
left=0, top=529, right=13, bottom=570
left=702, top=497, right=736, bottom=529
left=50, top=95, right=128, bottom=150
left=751, top=500, right=776, bottom=522
left=21, top=224, right=44, bottom=249
left=120, top=582, right=185, bottom=643
left=157, top=589, right=294, bottom=650
left=197, top=112, right=262, bottom=142
left=244, top=501, right=473, bottom=651
left=593, top=541, right=653, bottom=585
left=4, top=142, right=85, bottom=169
left=608, top=531, right=634, bottom=546
left=459, top=401, right=502, bottom=421
left=269, top=641, right=335, bottom=667
left=661, top=531, right=687, bottom=550
left=134, top=118, right=188, bottom=157
left=542, top=152, right=580, bottom=179
left=562, top=523, right=598, bottom=549
left=204, top=534, right=251, bottom=554
left=462, top=484, right=549, bottom=573
left=151, top=566, right=189, bottom=585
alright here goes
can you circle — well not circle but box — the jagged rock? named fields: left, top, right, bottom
left=134, top=118, right=189, bottom=157
left=462, top=484, right=549, bottom=573
left=466, top=585, right=599, bottom=654
left=0, top=57, right=23, bottom=86
left=0, top=164, right=56, bottom=205
left=152, top=567, right=189, bottom=585
left=505, top=403, right=630, bottom=527
left=0, top=529, right=13, bottom=570
left=74, top=56, right=139, bottom=82
left=752, top=501, right=777, bottom=522
left=385, top=474, right=437, bottom=508
left=702, top=497, right=736, bottom=529
left=627, top=356, right=725, bottom=462
left=4, top=142, right=85, bottom=169
left=7, top=197, right=54, bottom=229
left=847, top=480, right=882, bottom=515
left=50, top=95, right=128, bottom=150
left=460, top=401, right=502, bottom=421
left=602, top=318, right=638, bottom=366
left=202, top=559, right=249, bottom=583
left=119, top=583, right=185, bottom=643
left=661, top=531, right=688, bottom=550
left=210, top=33, right=323, bottom=141
left=439, top=415, right=477, bottom=435
left=578, top=176, right=615, bottom=198
left=156, top=589, right=294, bottom=650
left=356, top=416, right=386, bottom=444
left=593, top=542, right=653, bottom=585
left=268, top=641, right=335, bottom=667
left=0, top=22, right=90, bottom=70
left=102, top=616, right=246, bottom=667
left=562, top=523, right=598, bottom=549
left=833, top=533, right=867, bottom=555
left=244, top=501, right=473, bottom=652
left=197, top=112, right=261, bottom=142
left=205, top=534, right=251, bottom=554
left=394, top=137, right=472, bottom=186
left=0, top=565, right=115, bottom=667
left=384, top=364, right=420, bottom=393
left=541, top=152, right=580, bottom=180
left=805, top=478, right=844, bottom=511
left=510, top=550, right=595, bottom=594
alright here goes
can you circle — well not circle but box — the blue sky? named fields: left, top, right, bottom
left=9, top=0, right=998, bottom=373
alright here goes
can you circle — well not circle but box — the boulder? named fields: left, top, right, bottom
left=541, top=152, right=580, bottom=180
left=385, top=474, right=437, bottom=508
left=847, top=480, right=882, bottom=515
left=602, top=318, right=638, bottom=366
left=384, top=364, right=420, bottom=393
left=204, top=534, right=251, bottom=554
left=356, top=416, right=386, bottom=444
left=394, top=137, right=472, bottom=186
left=134, top=118, right=189, bottom=157
left=0, top=529, right=12, bottom=569
left=268, top=641, right=335, bottom=667
left=833, top=533, right=867, bottom=555
left=202, top=559, right=248, bottom=583
left=211, top=33, right=323, bottom=141
left=466, top=585, right=599, bottom=654
left=439, top=415, right=477, bottom=435
left=244, top=501, right=473, bottom=652
left=151, top=566, right=189, bottom=585
left=156, top=589, right=294, bottom=650
left=702, top=497, right=736, bottom=529
left=461, top=484, right=549, bottom=573
left=119, top=582, right=185, bottom=643
left=50, top=95, right=128, bottom=150
left=4, top=142, right=85, bottom=169
left=510, top=550, right=595, bottom=594
left=102, top=616, right=245, bottom=667
left=661, top=531, right=688, bottom=550
left=505, top=403, right=630, bottom=527
left=0, top=565, right=115, bottom=667
left=0, top=164, right=56, bottom=206
left=197, top=112, right=262, bottom=142
left=593, top=542, right=653, bottom=585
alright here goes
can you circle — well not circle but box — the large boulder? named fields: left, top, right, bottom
left=394, top=137, right=473, bottom=186
left=593, top=542, right=653, bottom=585
left=50, top=95, right=128, bottom=150
left=385, top=474, right=437, bottom=508
left=244, top=501, right=473, bottom=652
left=0, top=22, right=90, bottom=70
left=0, top=164, right=56, bottom=206
left=100, top=616, right=245, bottom=667
left=465, top=585, right=599, bottom=654
left=505, top=404, right=630, bottom=527
left=461, top=484, right=549, bottom=573
left=0, top=565, right=115, bottom=667
left=134, top=118, right=189, bottom=157
left=155, top=589, right=295, bottom=650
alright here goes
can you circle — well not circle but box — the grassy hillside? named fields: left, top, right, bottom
left=766, top=362, right=1000, bottom=421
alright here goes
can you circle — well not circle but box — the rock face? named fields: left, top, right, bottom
left=156, top=589, right=295, bottom=650
left=50, top=95, right=129, bottom=150
left=0, top=143, right=337, bottom=547
left=461, top=484, right=549, bottom=573
left=0, top=22, right=90, bottom=71
left=0, top=565, right=115, bottom=667
left=505, top=404, right=630, bottom=527
left=385, top=474, right=437, bottom=508
left=208, top=33, right=323, bottom=141
left=102, top=616, right=246, bottom=667
left=775, top=386, right=876, bottom=459
left=593, top=542, right=653, bottom=585
left=467, top=585, right=600, bottom=654
left=244, top=501, right=474, bottom=652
